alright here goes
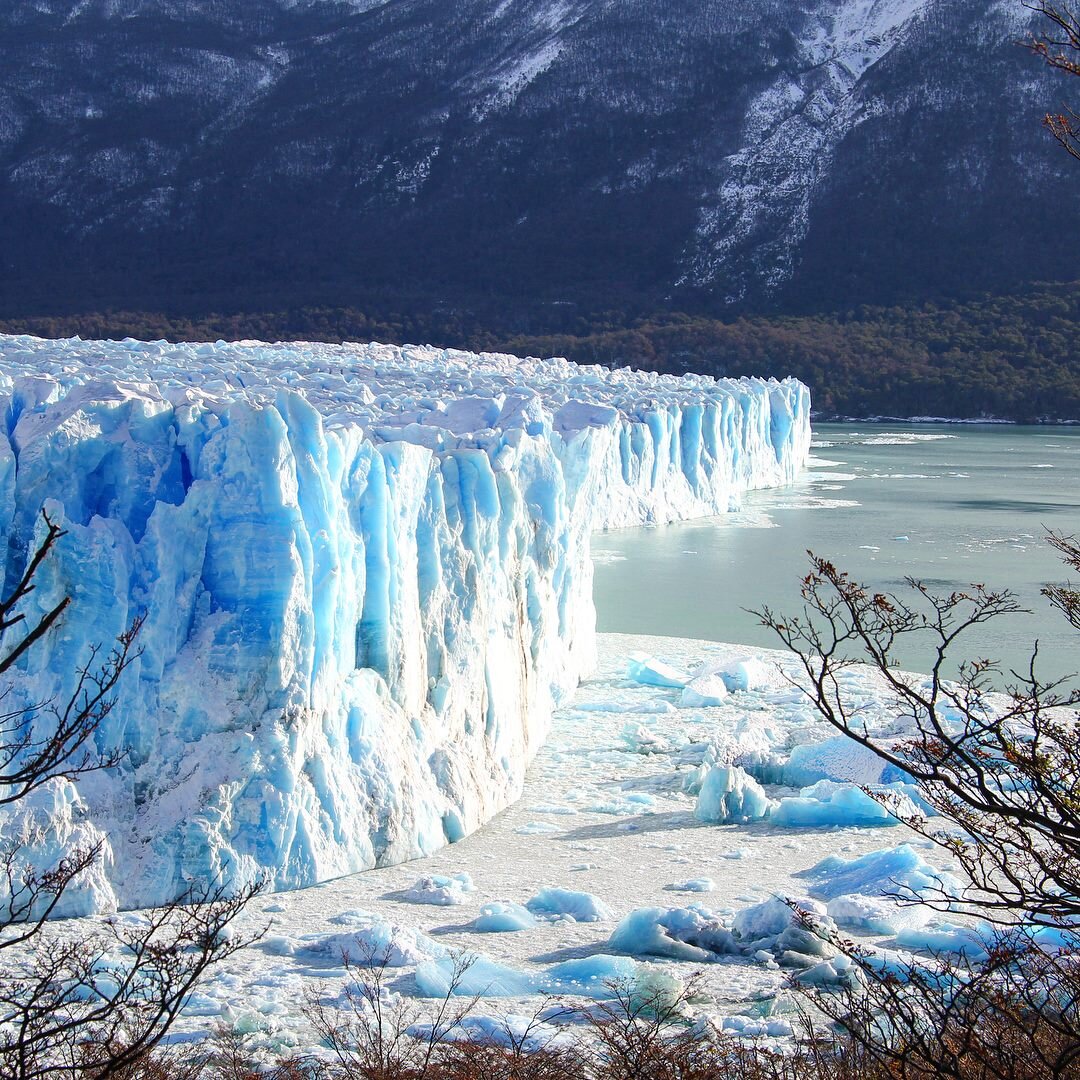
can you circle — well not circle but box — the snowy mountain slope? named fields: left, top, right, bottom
left=0, top=0, right=1072, bottom=316
left=681, top=0, right=931, bottom=301
left=0, top=336, right=809, bottom=909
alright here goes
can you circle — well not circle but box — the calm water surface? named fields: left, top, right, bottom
left=592, top=423, right=1080, bottom=681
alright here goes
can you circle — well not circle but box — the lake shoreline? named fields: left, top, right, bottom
left=813, top=413, right=1080, bottom=426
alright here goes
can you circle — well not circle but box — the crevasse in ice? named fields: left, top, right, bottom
left=0, top=336, right=810, bottom=909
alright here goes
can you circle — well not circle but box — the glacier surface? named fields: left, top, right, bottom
left=0, top=335, right=809, bottom=909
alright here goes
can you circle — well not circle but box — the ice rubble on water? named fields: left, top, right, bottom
left=0, top=335, right=810, bottom=910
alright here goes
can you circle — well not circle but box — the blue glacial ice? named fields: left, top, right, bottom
left=626, top=653, right=688, bottom=689
left=782, top=735, right=912, bottom=788
left=730, top=895, right=836, bottom=966
left=471, top=901, right=537, bottom=933
left=769, top=780, right=927, bottom=829
left=797, top=844, right=961, bottom=905
left=414, top=952, right=639, bottom=999
left=0, top=336, right=809, bottom=908
left=693, top=764, right=774, bottom=824
left=796, top=844, right=960, bottom=934
left=526, top=887, right=613, bottom=922
left=608, top=904, right=740, bottom=962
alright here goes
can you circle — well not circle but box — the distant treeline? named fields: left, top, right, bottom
left=4, top=281, right=1080, bottom=422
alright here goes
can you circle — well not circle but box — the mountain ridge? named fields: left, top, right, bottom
left=0, top=0, right=1074, bottom=318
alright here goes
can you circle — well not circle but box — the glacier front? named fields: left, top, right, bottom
left=0, top=336, right=809, bottom=909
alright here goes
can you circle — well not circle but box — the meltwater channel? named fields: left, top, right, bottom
left=592, top=423, right=1080, bottom=682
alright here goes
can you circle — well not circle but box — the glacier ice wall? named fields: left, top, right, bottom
left=0, top=336, right=809, bottom=909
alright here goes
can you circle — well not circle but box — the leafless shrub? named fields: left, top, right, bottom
left=302, top=938, right=485, bottom=1079
left=0, top=513, right=262, bottom=1078
left=1027, top=2, right=1080, bottom=159
left=756, top=533, right=1080, bottom=1077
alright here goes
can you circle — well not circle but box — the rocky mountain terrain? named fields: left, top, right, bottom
left=0, top=0, right=1073, bottom=318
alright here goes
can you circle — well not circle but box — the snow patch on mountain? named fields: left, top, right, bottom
left=681, top=0, right=930, bottom=299
left=469, top=0, right=594, bottom=118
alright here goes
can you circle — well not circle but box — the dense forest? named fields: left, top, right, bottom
left=4, top=280, right=1080, bottom=422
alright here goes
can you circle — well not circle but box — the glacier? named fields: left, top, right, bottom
left=0, top=335, right=809, bottom=910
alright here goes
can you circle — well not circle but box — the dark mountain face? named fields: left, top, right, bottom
left=0, top=0, right=1075, bottom=319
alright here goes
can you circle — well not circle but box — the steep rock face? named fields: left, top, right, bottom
left=0, top=0, right=1072, bottom=316
left=0, top=336, right=809, bottom=908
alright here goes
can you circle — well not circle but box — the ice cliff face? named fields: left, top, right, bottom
left=0, top=336, right=809, bottom=909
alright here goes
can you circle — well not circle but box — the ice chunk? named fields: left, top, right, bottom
left=472, top=902, right=536, bottom=933
left=415, top=954, right=535, bottom=998
left=826, top=893, right=932, bottom=935
left=679, top=673, right=728, bottom=707
left=626, top=653, right=687, bottom=689
left=894, top=922, right=994, bottom=961
left=414, top=952, right=638, bottom=999
left=544, top=955, right=639, bottom=993
left=783, top=736, right=911, bottom=787
left=527, top=887, right=613, bottom=922
left=620, top=723, right=671, bottom=755
left=669, top=878, right=717, bottom=893
left=712, top=657, right=774, bottom=693
left=515, top=822, right=562, bottom=836
left=798, top=844, right=960, bottom=904
left=770, top=781, right=924, bottom=829
left=402, top=872, right=477, bottom=906
left=608, top=905, right=739, bottom=961
left=721, top=1015, right=795, bottom=1038
left=694, top=765, right=774, bottom=824
left=796, top=952, right=862, bottom=988
left=284, top=914, right=446, bottom=966
left=731, top=896, right=836, bottom=966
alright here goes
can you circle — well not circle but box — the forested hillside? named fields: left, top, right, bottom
left=6, top=281, right=1079, bottom=422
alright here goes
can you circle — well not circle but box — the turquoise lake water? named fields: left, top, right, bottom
left=592, top=423, right=1080, bottom=682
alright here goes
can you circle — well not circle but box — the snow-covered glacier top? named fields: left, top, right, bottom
left=0, top=334, right=793, bottom=448
left=0, top=335, right=810, bottom=910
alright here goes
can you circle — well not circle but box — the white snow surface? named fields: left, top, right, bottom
left=0, top=336, right=809, bottom=908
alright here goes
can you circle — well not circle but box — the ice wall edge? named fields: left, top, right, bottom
left=0, top=337, right=810, bottom=911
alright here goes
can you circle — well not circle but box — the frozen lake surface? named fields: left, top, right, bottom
left=594, top=423, right=1080, bottom=680
left=101, top=633, right=961, bottom=1056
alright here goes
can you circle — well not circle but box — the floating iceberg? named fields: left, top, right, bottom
left=797, top=844, right=960, bottom=905
left=608, top=904, right=739, bottom=962
left=526, top=887, right=613, bottom=923
left=693, top=764, right=774, bottom=824
left=0, top=336, right=809, bottom=907
left=471, top=901, right=536, bottom=933
left=770, top=780, right=925, bottom=829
